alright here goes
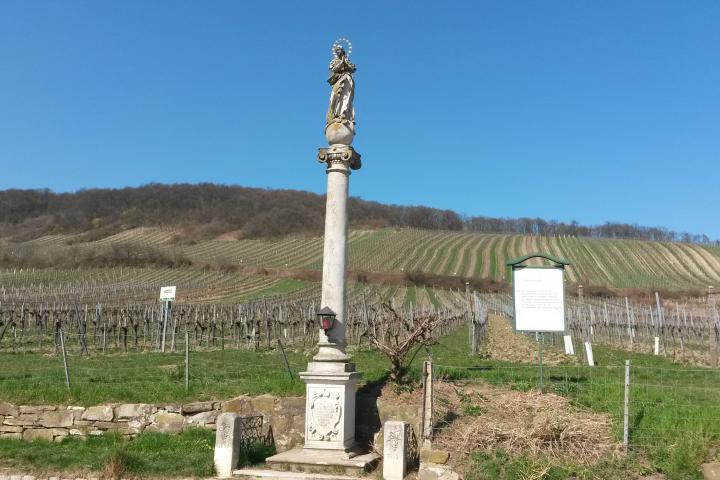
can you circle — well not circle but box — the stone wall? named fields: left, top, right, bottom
left=0, top=394, right=305, bottom=451
left=1, top=391, right=417, bottom=454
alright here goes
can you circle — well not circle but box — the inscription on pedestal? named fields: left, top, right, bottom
left=308, top=389, right=342, bottom=441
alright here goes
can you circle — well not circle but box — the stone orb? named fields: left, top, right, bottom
left=325, top=122, right=355, bottom=145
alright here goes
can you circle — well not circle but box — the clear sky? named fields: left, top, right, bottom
left=1, top=1, right=718, bottom=238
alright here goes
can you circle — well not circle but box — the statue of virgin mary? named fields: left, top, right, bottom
left=325, top=43, right=356, bottom=145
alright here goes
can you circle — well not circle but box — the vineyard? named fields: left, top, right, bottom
left=3, top=226, right=720, bottom=290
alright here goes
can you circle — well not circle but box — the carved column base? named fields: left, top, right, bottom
left=299, top=361, right=361, bottom=451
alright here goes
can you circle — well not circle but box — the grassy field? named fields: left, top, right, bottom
left=2, top=321, right=720, bottom=478
left=0, top=429, right=216, bottom=477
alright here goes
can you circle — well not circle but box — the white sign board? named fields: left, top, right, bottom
left=159, top=286, right=176, bottom=301
left=513, top=267, right=565, bottom=332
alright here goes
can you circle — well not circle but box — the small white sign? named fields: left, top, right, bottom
left=654, top=336, right=660, bottom=355
left=513, top=267, right=565, bottom=332
left=159, top=286, right=176, bottom=301
left=563, top=335, right=575, bottom=355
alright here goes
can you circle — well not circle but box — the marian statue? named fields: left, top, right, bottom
left=325, top=39, right=356, bottom=145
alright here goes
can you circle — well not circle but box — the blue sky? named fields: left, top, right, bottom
left=1, top=1, right=718, bottom=238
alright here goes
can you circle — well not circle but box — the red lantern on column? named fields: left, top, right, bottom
left=317, top=307, right=336, bottom=333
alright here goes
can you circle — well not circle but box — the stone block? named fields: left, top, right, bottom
left=419, top=463, right=459, bottom=480
left=4, top=416, right=36, bottom=426
left=250, top=394, right=277, bottom=413
left=52, top=429, right=69, bottom=442
left=182, top=401, right=215, bottom=414
left=0, top=432, right=21, bottom=440
left=82, top=405, right=114, bottom=422
left=127, top=420, right=145, bottom=434
left=383, top=421, right=409, bottom=480
left=0, top=425, right=23, bottom=433
left=185, top=410, right=218, bottom=427
left=92, top=421, right=124, bottom=430
left=160, top=404, right=182, bottom=413
left=149, top=412, right=184, bottom=434
left=420, top=448, right=450, bottom=464
left=0, top=402, right=18, bottom=416
left=0, top=425, right=25, bottom=433
left=116, top=403, right=150, bottom=419
left=69, top=429, right=85, bottom=436
left=702, top=463, right=720, bottom=480
left=214, top=413, right=243, bottom=478
left=221, top=396, right=251, bottom=413
left=23, top=428, right=55, bottom=441
left=39, top=410, right=74, bottom=428
left=20, top=405, right=57, bottom=413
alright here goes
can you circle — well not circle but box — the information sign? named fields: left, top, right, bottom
left=159, top=286, right=176, bottom=301
left=512, top=267, right=565, bottom=332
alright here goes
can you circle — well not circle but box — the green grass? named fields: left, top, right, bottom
left=0, top=429, right=216, bottom=476
left=0, top=336, right=413, bottom=405
left=3, top=324, right=720, bottom=478
left=467, top=450, right=645, bottom=480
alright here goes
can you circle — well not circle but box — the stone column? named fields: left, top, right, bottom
left=314, top=146, right=360, bottom=362
left=299, top=145, right=361, bottom=454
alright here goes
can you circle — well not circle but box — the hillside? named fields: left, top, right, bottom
left=3, top=226, right=719, bottom=291
left=1, top=184, right=713, bottom=244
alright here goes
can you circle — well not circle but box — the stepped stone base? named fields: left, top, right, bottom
left=265, top=448, right=380, bottom=476
left=233, top=468, right=363, bottom=480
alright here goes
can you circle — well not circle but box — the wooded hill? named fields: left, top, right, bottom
left=0, top=183, right=714, bottom=244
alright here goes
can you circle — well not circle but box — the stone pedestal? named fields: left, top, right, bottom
left=300, top=361, right=360, bottom=451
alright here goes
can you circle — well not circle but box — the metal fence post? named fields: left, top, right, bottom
left=184, top=330, right=190, bottom=391
left=60, top=329, right=71, bottom=390
left=623, top=359, right=630, bottom=453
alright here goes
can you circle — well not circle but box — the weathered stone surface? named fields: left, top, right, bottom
left=92, top=421, right=128, bottom=430
left=23, top=428, right=54, bottom=441
left=0, top=425, right=24, bottom=433
left=4, top=416, right=36, bottom=426
left=215, top=413, right=243, bottom=478
left=148, top=412, right=184, bottom=433
left=39, top=411, right=74, bottom=428
left=126, top=420, right=145, bottom=434
left=52, top=429, right=69, bottom=442
left=182, top=401, right=214, bottom=414
left=0, top=402, right=18, bottom=416
left=383, top=421, right=409, bottom=480
left=419, top=462, right=459, bottom=480
left=69, top=429, right=85, bottom=436
left=115, top=403, right=150, bottom=419
left=159, top=404, right=182, bottom=413
left=81, top=405, right=113, bottom=422
left=221, top=396, right=252, bottom=413
left=702, top=463, right=720, bottom=480
left=185, top=410, right=218, bottom=427
left=0, top=432, right=21, bottom=439
left=250, top=394, right=278, bottom=413
left=420, top=448, right=450, bottom=464
left=20, top=405, right=57, bottom=414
